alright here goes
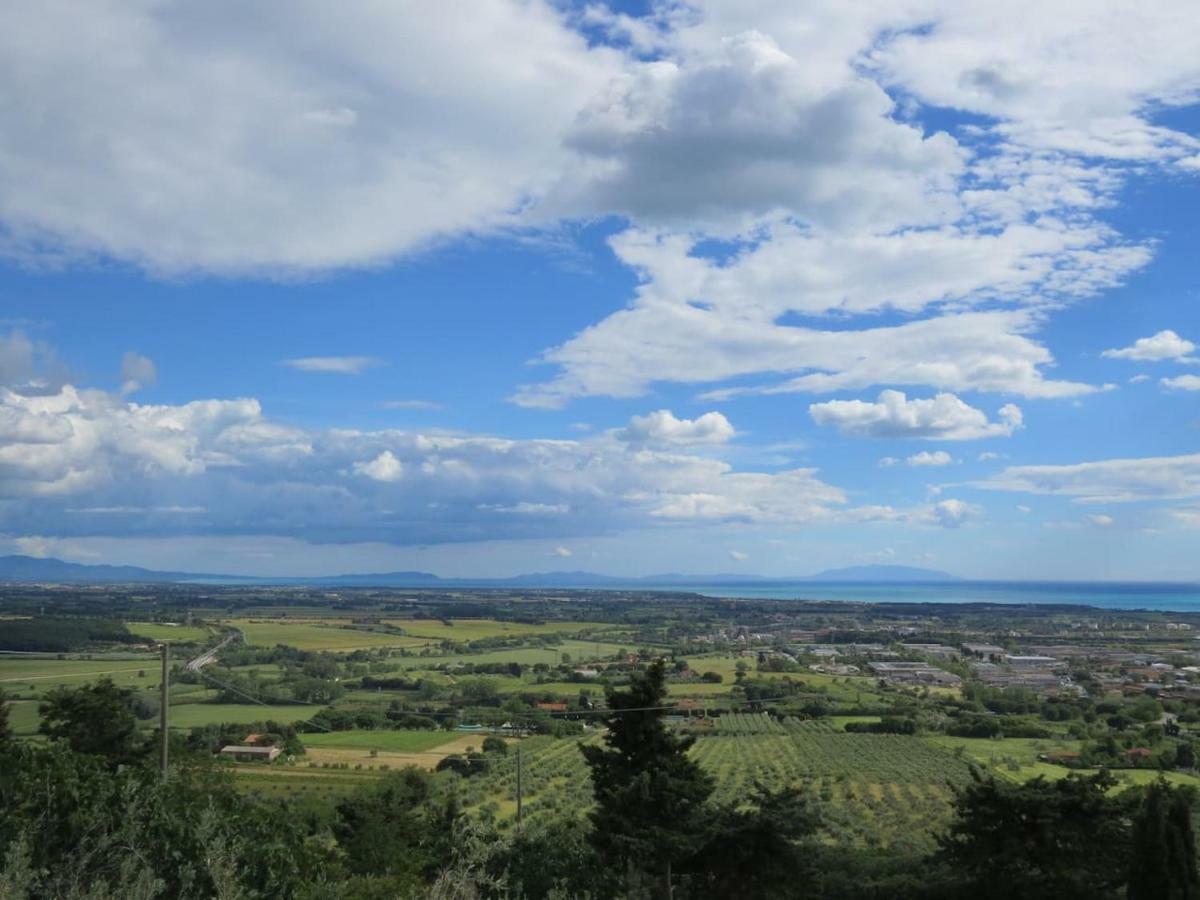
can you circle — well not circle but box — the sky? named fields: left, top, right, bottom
left=0, top=0, right=1199, bottom=580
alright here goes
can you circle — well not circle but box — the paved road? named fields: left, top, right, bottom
left=186, top=631, right=238, bottom=671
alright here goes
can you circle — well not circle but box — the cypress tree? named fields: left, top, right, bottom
left=1128, top=780, right=1199, bottom=900
left=581, top=659, right=713, bottom=898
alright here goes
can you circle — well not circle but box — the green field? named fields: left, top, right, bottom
left=0, top=657, right=157, bottom=694
left=7, top=700, right=41, bottom=736
left=385, top=618, right=613, bottom=642
left=230, top=764, right=383, bottom=799
left=391, top=640, right=629, bottom=670
left=681, top=657, right=897, bottom=710
left=449, top=729, right=975, bottom=851
left=499, top=679, right=604, bottom=696
left=126, top=622, right=211, bottom=643
left=228, top=619, right=432, bottom=652
left=924, top=735, right=1200, bottom=790
left=164, top=703, right=321, bottom=729
left=302, top=729, right=460, bottom=753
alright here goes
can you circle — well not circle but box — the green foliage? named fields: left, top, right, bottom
left=333, top=768, right=460, bottom=886
left=843, top=716, right=917, bottom=735
left=1127, top=780, right=1199, bottom=900
left=0, top=742, right=327, bottom=899
left=0, top=617, right=138, bottom=652
left=497, top=818, right=603, bottom=898
left=38, top=677, right=146, bottom=767
left=684, top=785, right=820, bottom=898
left=581, top=659, right=714, bottom=895
left=939, top=770, right=1131, bottom=899
left=481, top=735, right=508, bottom=756
left=0, top=691, right=11, bottom=749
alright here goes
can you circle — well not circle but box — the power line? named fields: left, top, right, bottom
left=191, top=667, right=336, bottom=733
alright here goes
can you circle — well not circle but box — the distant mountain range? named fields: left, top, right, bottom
left=0, top=554, right=958, bottom=587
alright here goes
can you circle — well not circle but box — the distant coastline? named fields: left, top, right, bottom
left=3, top=554, right=1200, bottom=611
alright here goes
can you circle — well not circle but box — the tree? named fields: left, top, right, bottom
left=334, top=767, right=456, bottom=886
left=1175, top=742, right=1196, bottom=770
left=686, top=785, right=819, bottom=898
left=1127, top=780, right=1199, bottom=900
left=38, top=678, right=145, bottom=767
left=939, top=770, right=1130, bottom=899
left=0, top=741, right=326, bottom=899
left=481, top=735, right=508, bottom=756
left=0, top=691, right=12, bottom=750
left=580, top=659, right=714, bottom=898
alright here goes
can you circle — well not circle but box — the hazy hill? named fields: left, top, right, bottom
left=0, top=555, right=957, bottom=586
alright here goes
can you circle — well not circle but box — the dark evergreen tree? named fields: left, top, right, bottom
left=333, top=767, right=458, bottom=889
left=939, top=770, right=1130, bottom=900
left=684, top=784, right=819, bottom=899
left=1128, top=780, right=1199, bottom=900
left=0, top=691, right=11, bottom=749
left=38, top=677, right=146, bottom=767
left=581, top=659, right=714, bottom=898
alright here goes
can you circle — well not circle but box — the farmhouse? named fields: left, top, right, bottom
left=219, top=744, right=281, bottom=762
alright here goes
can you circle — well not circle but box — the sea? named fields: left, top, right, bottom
left=631, top=581, right=1200, bottom=613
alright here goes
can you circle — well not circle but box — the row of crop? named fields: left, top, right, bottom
left=454, top=731, right=972, bottom=848
left=693, top=733, right=975, bottom=785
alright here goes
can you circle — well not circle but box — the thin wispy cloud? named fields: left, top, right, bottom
left=283, top=356, right=383, bottom=375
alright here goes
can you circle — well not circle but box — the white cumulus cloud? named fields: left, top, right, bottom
left=1103, top=330, right=1196, bottom=362
left=1162, top=375, right=1200, bottom=391
left=906, top=451, right=955, bottom=467
left=809, top=390, right=1022, bottom=440
left=0, top=378, right=860, bottom=545
left=353, top=450, right=404, bottom=483
left=617, top=409, right=735, bottom=446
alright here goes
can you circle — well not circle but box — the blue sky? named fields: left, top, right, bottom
left=1, top=1, right=1198, bottom=579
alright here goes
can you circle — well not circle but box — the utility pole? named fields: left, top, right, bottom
left=159, top=642, right=169, bottom=777
left=516, top=744, right=523, bottom=833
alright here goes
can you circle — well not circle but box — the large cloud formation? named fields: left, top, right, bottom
left=2, top=2, right=1195, bottom=410
left=0, top=380, right=985, bottom=543
left=809, top=390, right=1022, bottom=440
left=0, top=0, right=621, bottom=274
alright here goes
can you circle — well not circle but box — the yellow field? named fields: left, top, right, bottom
left=303, top=734, right=501, bottom=770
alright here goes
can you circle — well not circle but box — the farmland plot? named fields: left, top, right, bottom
left=458, top=729, right=972, bottom=851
